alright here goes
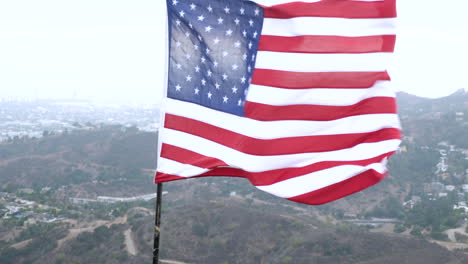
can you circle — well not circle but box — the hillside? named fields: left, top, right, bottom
left=0, top=90, right=468, bottom=263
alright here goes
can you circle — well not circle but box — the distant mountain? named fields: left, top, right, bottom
left=397, top=89, right=468, bottom=116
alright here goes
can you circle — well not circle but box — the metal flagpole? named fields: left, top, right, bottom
left=153, top=1, right=169, bottom=263
left=152, top=183, right=163, bottom=264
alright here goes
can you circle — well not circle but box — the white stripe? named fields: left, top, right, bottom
left=256, top=52, right=392, bottom=72
left=161, top=127, right=401, bottom=172
left=256, top=162, right=386, bottom=198
left=165, top=98, right=401, bottom=139
left=262, top=17, right=396, bottom=37
left=247, top=81, right=394, bottom=106
left=253, top=0, right=383, bottom=6
left=157, top=157, right=209, bottom=177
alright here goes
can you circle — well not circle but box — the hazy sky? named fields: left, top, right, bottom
left=0, top=0, right=467, bottom=103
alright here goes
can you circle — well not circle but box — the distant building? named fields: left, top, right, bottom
left=403, top=196, right=421, bottom=209
left=454, top=203, right=468, bottom=213
left=462, top=184, right=468, bottom=193
left=445, top=185, right=456, bottom=192
left=40, top=187, right=52, bottom=194
left=438, top=192, right=448, bottom=198
left=18, top=188, right=34, bottom=194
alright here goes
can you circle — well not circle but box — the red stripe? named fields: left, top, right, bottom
left=259, top=35, right=396, bottom=54
left=251, top=70, right=391, bottom=89
left=245, top=97, right=397, bottom=121
left=155, top=151, right=395, bottom=186
left=263, top=0, right=396, bottom=19
left=155, top=168, right=246, bottom=183
left=288, top=169, right=386, bottom=205
left=165, top=114, right=401, bottom=155
left=160, top=143, right=228, bottom=168
left=157, top=169, right=386, bottom=205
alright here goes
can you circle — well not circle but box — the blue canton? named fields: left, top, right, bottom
left=166, top=0, right=264, bottom=116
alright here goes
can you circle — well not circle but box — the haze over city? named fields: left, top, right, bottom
left=0, top=0, right=467, bottom=103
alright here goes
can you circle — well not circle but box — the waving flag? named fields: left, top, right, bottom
left=155, top=0, right=401, bottom=205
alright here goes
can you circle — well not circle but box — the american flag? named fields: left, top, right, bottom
left=156, top=0, right=401, bottom=205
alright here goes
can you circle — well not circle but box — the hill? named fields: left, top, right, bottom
left=0, top=90, right=468, bottom=263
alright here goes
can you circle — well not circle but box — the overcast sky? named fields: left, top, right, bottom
left=0, top=0, right=467, bottom=103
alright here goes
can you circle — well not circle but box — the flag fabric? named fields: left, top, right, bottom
left=155, top=0, right=401, bottom=205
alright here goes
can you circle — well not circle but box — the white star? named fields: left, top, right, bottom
left=195, top=65, right=200, bottom=72
left=224, top=6, right=230, bottom=13
left=189, top=23, right=193, bottom=29
left=251, top=54, right=256, bottom=61
left=207, top=70, right=212, bottom=77
left=234, top=41, right=241, bottom=48
left=213, top=61, right=219, bottom=67
left=176, top=19, right=181, bottom=26
left=213, top=38, right=220, bottom=45
left=242, top=53, right=247, bottom=60
left=201, top=57, right=206, bottom=63
left=242, top=30, right=247, bottom=37
left=207, top=5, right=213, bottom=12
left=198, top=35, right=202, bottom=41
left=198, top=15, right=205, bottom=21
left=186, top=75, right=192, bottom=82
left=176, top=63, right=182, bottom=69
left=205, top=26, right=212, bottom=32
left=194, top=44, right=199, bottom=50
left=253, top=31, right=258, bottom=38
left=238, top=99, right=242, bottom=106
left=226, top=29, right=233, bottom=36
left=240, top=8, right=245, bottom=15
left=185, top=32, right=190, bottom=38
left=190, top=3, right=196, bottom=10
left=218, top=17, right=224, bottom=24
left=215, top=83, right=220, bottom=89
left=206, top=48, right=210, bottom=54
left=249, top=19, right=254, bottom=26
left=172, top=0, right=178, bottom=6
left=234, top=18, right=240, bottom=25
left=194, top=88, right=200, bottom=94
left=175, top=41, right=181, bottom=47
left=248, top=41, right=253, bottom=49
left=179, top=10, right=185, bottom=17
left=222, top=51, right=229, bottom=57
left=223, top=96, right=228, bottom=103
left=255, top=8, right=260, bottom=16
left=207, top=92, right=212, bottom=99
left=222, top=73, right=228, bottom=80
left=232, top=64, right=239, bottom=70
left=185, top=53, right=191, bottom=60
left=232, top=86, right=238, bottom=93
left=201, top=79, right=207, bottom=85
left=240, top=76, right=246, bottom=83
left=247, top=65, right=252, bottom=72
left=175, top=84, right=181, bottom=91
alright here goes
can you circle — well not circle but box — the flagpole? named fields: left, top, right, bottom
left=152, top=183, right=163, bottom=264
left=153, top=1, right=169, bottom=262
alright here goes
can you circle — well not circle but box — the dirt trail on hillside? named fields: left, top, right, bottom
left=124, top=228, right=138, bottom=256
left=10, top=238, right=32, bottom=249
left=445, top=222, right=468, bottom=243
left=54, top=215, right=127, bottom=252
